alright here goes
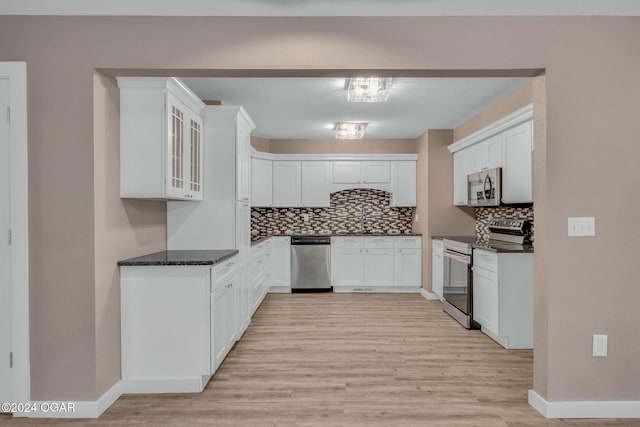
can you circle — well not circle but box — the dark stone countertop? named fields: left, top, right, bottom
left=251, top=233, right=422, bottom=246
left=118, top=249, right=238, bottom=266
left=431, top=235, right=534, bottom=254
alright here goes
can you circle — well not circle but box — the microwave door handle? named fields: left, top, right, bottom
left=483, top=175, right=492, bottom=201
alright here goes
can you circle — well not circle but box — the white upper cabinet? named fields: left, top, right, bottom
left=253, top=153, right=416, bottom=207
left=486, top=134, right=503, bottom=169
left=471, top=140, right=489, bottom=173
left=251, top=158, right=272, bottom=207
left=502, top=120, right=533, bottom=204
left=453, top=150, right=472, bottom=206
left=332, top=161, right=361, bottom=184
left=361, top=161, right=390, bottom=184
left=272, top=161, right=301, bottom=207
left=236, top=115, right=253, bottom=203
left=390, top=161, right=416, bottom=206
left=118, top=77, right=205, bottom=201
left=300, top=161, right=331, bottom=207
left=333, top=161, right=390, bottom=185
left=449, top=104, right=534, bottom=206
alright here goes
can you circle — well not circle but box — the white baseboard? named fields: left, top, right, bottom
left=529, top=389, right=640, bottom=419
left=269, top=286, right=292, bottom=293
left=420, top=288, right=440, bottom=300
left=333, top=286, right=420, bottom=293
left=121, top=375, right=210, bottom=394
left=17, top=380, right=123, bottom=419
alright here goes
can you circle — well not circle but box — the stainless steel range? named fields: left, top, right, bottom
left=442, top=219, right=532, bottom=329
left=442, top=238, right=477, bottom=329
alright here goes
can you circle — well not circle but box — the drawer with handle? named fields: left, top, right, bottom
left=211, top=256, right=239, bottom=282
left=364, top=237, right=395, bottom=249
left=395, top=236, right=422, bottom=249
left=473, top=249, right=498, bottom=273
left=332, top=236, right=364, bottom=249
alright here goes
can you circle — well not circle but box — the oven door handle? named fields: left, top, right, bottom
left=444, top=251, right=471, bottom=264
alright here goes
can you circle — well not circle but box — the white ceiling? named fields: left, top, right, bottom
left=2, top=0, right=640, bottom=16
left=182, top=77, right=531, bottom=139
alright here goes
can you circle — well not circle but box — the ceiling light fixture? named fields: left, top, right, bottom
left=335, top=122, right=366, bottom=140
left=347, top=77, right=392, bottom=102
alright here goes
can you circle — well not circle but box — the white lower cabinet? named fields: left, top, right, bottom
left=431, top=239, right=444, bottom=300
left=120, top=255, right=249, bottom=394
left=364, top=249, right=395, bottom=286
left=395, top=248, right=421, bottom=286
left=472, top=265, right=499, bottom=335
left=211, top=267, right=241, bottom=373
left=332, top=236, right=421, bottom=291
left=268, top=236, right=291, bottom=292
left=333, top=247, right=365, bottom=286
left=249, top=238, right=271, bottom=314
left=120, top=265, right=213, bottom=393
left=472, top=249, right=533, bottom=349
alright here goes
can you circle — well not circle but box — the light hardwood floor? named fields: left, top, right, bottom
left=3, top=293, right=637, bottom=426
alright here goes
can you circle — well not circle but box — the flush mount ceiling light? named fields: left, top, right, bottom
left=347, top=77, right=393, bottom=102
left=335, top=122, right=366, bottom=140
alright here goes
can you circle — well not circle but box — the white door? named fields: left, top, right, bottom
left=211, top=284, right=227, bottom=373
left=251, top=158, right=272, bottom=207
left=269, top=238, right=290, bottom=288
left=471, top=141, right=488, bottom=173
left=361, top=161, right=390, bottom=184
left=394, top=248, right=421, bottom=287
left=502, top=120, right=533, bottom=203
left=431, top=251, right=444, bottom=298
left=0, top=78, right=11, bottom=406
left=333, top=248, right=365, bottom=286
left=300, top=161, right=330, bottom=207
left=272, top=161, right=301, bottom=207
left=391, top=161, right=416, bottom=207
left=332, top=161, right=360, bottom=184
left=472, top=266, right=500, bottom=336
left=364, top=248, right=395, bottom=286
left=486, top=134, right=503, bottom=169
left=453, top=150, right=472, bottom=206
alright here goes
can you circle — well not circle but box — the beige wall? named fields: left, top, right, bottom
left=453, top=80, right=534, bottom=141
left=2, top=16, right=639, bottom=403
left=413, top=130, right=475, bottom=292
left=250, top=135, right=271, bottom=152
left=268, top=138, right=417, bottom=154
left=93, top=73, right=167, bottom=397
left=531, top=74, right=549, bottom=398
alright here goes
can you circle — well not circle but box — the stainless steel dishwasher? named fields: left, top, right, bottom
left=290, top=236, right=332, bottom=292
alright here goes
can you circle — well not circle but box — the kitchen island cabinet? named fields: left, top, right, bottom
left=118, top=250, right=241, bottom=393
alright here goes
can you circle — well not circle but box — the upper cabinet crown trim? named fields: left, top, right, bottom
left=447, top=103, right=533, bottom=153
left=116, top=76, right=205, bottom=114
left=201, top=105, right=256, bottom=130
left=250, top=148, right=417, bottom=162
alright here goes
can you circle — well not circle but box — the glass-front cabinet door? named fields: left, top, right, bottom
left=188, top=115, right=203, bottom=200
left=166, top=93, right=203, bottom=200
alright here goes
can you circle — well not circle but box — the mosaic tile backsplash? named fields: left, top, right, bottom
left=251, top=189, right=414, bottom=241
left=476, top=206, right=534, bottom=242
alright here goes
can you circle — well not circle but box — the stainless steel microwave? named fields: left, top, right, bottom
left=468, top=167, right=501, bottom=207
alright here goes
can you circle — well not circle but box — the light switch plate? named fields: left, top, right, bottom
left=593, top=334, right=607, bottom=357
left=568, top=217, right=596, bottom=237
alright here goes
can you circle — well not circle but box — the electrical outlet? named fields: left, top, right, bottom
left=568, top=217, right=596, bottom=237
left=302, top=213, right=310, bottom=222
left=415, top=213, right=419, bottom=223
left=593, top=334, right=607, bottom=357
